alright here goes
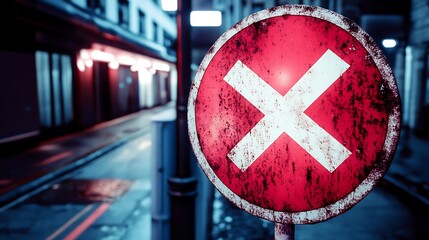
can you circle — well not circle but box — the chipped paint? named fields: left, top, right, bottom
left=188, top=5, right=400, bottom=224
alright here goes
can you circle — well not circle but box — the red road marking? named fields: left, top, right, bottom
left=64, top=203, right=110, bottom=240
left=0, top=179, right=13, bottom=185
left=46, top=204, right=94, bottom=240
left=36, top=151, right=74, bottom=167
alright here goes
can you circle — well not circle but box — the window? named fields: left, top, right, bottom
left=87, top=0, right=106, bottom=15
left=138, top=10, right=146, bottom=37
left=163, top=31, right=174, bottom=49
left=275, top=0, right=290, bottom=5
left=118, top=0, right=130, bottom=28
left=36, top=51, right=73, bottom=128
left=153, top=22, right=158, bottom=43
left=251, top=3, right=265, bottom=13
left=425, top=54, right=429, bottom=104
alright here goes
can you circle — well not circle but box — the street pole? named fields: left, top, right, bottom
left=275, top=223, right=295, bottom=240
left=169, top=0, right=197, bottom=239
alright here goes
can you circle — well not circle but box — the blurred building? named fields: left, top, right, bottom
left=406, top=0, right=429, bottom=136
left=2, top=0, right=422, bottom=146
left=201, top=0, right=421, bottom=137
left=0, top=0, right=428, bottom=239
left=0, top=0, right=177, bottom=147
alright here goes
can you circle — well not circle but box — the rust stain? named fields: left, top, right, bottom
left=188, top=4, right=401, bottom=224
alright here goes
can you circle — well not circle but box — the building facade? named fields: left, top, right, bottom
left=406, top=0, right=429, bottom=136
left=212, top=0, right=420, bottom=136
left=0, top=0, right=177, bottom=146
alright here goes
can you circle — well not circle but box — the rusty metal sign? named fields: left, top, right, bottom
left=188, top=5, right=401, bottom=224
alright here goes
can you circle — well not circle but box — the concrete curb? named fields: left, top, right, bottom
left=0, top=129, right=146, bottom=211
left=383, top=174, right=429, bottom=207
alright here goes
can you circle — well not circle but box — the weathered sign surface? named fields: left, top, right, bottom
left=188, top=5, right=401, bottom=224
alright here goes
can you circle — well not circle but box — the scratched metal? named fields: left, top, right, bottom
left=188, top=5, right=401, bottom=224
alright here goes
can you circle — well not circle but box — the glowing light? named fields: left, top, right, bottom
left=91, top=50, right=114, bottom=62
left=138, top=58, right=152, bottom=68
left=161, top=0, right=177, bottom=11
left=190, top=11, right=222, bottom=27
left=382, top=39, right=397, bottom=48
left=152, top=61, right=170, bottom=72
left=131, top=58, right=153, bottom=72
left=80, top=49, right=90, bottom=59
left=77, top=58, right=85, bottom=72
left=84, top=59, right=93, bottom=68
left=130, top=65, right=139, bottom=72
left=139, top=68, right=152, bottom=83
left=108, top=60, right=119, bottom=69
left=149, top=68, right=156, bottom=75
left=118, top=55, right=136, bottom=66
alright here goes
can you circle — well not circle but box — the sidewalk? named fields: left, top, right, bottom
left=0, top=99, right=428, bottom=230
left=209, top=130, right=429, bottom=240
left=385, top=129, right=429, bottom=205
left=0, top=103, right=174, bottom=207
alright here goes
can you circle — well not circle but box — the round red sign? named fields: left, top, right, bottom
left=188, top=5, right=401, bottom=223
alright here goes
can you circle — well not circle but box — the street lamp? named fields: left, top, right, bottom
left=190, top=11, right=222, bottom=27
left=161, top=0, right=177, bottom=11
left=382, top=38, right=398, bottom=48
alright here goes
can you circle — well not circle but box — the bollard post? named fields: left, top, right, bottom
left=151, top=109, right=176, bottom=240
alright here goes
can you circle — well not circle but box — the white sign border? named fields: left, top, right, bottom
left=188, top=4, right=401, bottom=224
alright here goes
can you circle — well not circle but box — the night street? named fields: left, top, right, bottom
left=1, top=0, right=429, bottom=240
left=0, top=132, right=153, bottom=239
left=211, top=184, right=429, bottom=240
left=0, top=117, right=427, bottom=239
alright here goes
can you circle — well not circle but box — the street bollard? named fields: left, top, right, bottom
left=151, top=108, right=176, bottom=240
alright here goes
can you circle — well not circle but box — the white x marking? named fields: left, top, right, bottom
left=224, top=49, right=352, bottom=173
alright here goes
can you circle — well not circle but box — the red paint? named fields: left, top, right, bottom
left=36, top=151, right=73, bottom=167
left=46, top=204, right=94, bottom=240
left=188, top=5, right=400, bottom=223
left=0, top=179, right=13, bottom=185
left=64, top=203, right=110, bottom=240
left=195, top=15, right=387, bottom=211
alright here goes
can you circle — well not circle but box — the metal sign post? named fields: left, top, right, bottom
left=170, top=0, right=197, bottom=239
left=275, top=223, right=295, bottom=240
left=188, top=4, right=401, bottom=237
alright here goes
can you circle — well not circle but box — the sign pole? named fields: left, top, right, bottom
left=169, top=0, right=197, bottom=239
left=274, top=223, right=295, bottom=240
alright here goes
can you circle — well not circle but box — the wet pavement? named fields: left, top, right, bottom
left=0, top=133, right=153, bottom=239
left=211, top=190, right=275, bottom=240
left=209, top=128, right=429, bottom=240
left=210, top=182, right=429, bottom=240
left=0, top=103, right=171, bottom=207
left=0, top=101, right=428, bottom=239
left=386, top=128, right=429, bottom=205
left=0, top=102, right=208, bottom=239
